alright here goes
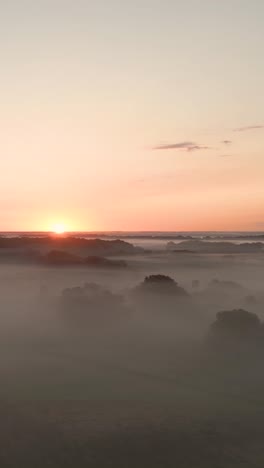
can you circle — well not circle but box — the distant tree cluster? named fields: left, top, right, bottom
left=59, top=274, right=190, bottom=325
left=137, top=274, right=189, bottom=297
left=60, top=283, right=125, bottom=324
left=209, top=309, right=263, bottom=348
left=41, top=250, right=127, bottom=268
left=57, top=274, right=263, bottom=354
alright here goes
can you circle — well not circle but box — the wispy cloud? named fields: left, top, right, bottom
left=219, top=154, right=232, bottom=158
left=234, top=125, right=264, bottom=132
left=153, top=141, right=210, bottom=152
left=222, top=140, right=232, bottom=145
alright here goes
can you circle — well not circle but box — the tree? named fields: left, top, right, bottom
left=210, top=308, right=261, bottom=342
left=138, top=274, right=188, bottom=297
left=60, top=283, right=126, bottom=324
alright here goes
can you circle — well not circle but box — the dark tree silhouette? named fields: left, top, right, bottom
left=210, top=308, right=261, bottom=341
left=41, top=250, right=82, bottom=265
left=137, top=274, right=188, bottom=297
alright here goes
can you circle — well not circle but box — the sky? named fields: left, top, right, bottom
left=1, top=0, right=264, bottom=231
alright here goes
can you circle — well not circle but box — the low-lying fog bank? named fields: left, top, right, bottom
left=1, top=238, right=264, bottom=466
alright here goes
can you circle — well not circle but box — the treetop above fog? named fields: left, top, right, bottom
left=210, top=308, right=262, bottom=341
left=137, top=274, right=189, bottom=297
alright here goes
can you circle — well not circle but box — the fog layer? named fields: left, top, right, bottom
left=1, top=237, right=264, bottom=467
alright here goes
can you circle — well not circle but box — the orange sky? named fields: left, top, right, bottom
left=1, top=1, right=264, bottom=232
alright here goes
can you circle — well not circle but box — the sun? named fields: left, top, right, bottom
left=52, top=223, right=67, bottom=235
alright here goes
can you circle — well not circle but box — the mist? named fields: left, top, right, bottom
left=1, top=235, right=264, bottom=466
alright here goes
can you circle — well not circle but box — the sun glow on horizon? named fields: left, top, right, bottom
left=52, top=223, right=67, bottom=235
